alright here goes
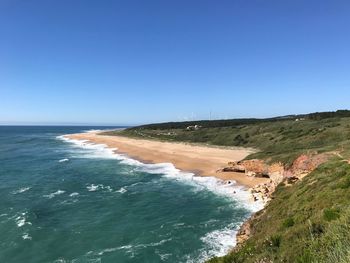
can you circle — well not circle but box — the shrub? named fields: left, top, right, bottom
left=310, top=222, right=324, bottom=237
left=270, top=234, right=282, bottom=248
left=282, top=217, right=295, bottom=228
left=340, top=176, right=350, bottom=189
left=324, top=208, right=340, bottom=221
left=233, top=134, right=248, bottom=145
left=296, top=250, right=313, bottom=263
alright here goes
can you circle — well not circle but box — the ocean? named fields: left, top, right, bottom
left=0, top=126, right=260, bottom=263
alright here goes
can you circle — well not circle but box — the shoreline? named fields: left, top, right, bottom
left=63, top=131, right=271, bottom=257
left=66, top=131, right=269, bottom=189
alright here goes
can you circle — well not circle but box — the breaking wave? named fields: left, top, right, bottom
left=57, top=134, right=264, bottom=261
left=44, top=190, right=65, bottom=199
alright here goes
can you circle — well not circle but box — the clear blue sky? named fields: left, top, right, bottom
left=1, top=0, right=349, bottom=125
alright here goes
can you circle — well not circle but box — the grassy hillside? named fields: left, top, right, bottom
left=103, top=110, right=350, bottom=262
left=128, top=110, right=350, bottom=130
left=207, top=158, right=350, bottom=263
left=105, top=112, right=350, bottom=165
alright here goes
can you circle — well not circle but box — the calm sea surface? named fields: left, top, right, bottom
left=0, top=126, right=254, bottom=262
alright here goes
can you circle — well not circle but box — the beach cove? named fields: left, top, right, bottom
left=67, top=131, right=269, bottom=189
left=63, top=130, right=271, bottom=259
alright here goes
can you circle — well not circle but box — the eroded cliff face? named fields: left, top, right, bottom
left=222, top=153, right=332, bottom=247
left=222, top=153, right=332, bottom=200
left=289, top=153, right=331, bottom=177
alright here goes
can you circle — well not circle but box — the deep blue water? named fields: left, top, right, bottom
left=0, top=126, right=252, bottom=262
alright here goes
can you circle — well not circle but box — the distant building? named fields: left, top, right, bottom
left=186, top=125, right=202, bottom=131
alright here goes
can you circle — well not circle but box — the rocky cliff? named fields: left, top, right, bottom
left=220, top=152, right=332, bottom=246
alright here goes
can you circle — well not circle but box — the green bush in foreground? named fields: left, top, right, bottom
left=323, top=208, right=340, bottom=222
left=282, top=217, right=295, bottom=228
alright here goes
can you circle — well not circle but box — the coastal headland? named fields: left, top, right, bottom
left=66, top=112, right=350, bottom=263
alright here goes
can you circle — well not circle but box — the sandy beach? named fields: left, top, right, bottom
left=67, top=132, right=268, bottom=188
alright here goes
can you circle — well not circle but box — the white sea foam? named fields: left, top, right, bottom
left=105, top=186, right=113, bottom=192
left=12, top=187, right=31, bottom=194
left=57, top=134, right=265, bottom=259
left=142, top=238, right=172, bottom=248
left=128, top=182, right=143, bottom=187
left=96, top=245, right=133, bottom=256
left=44, top=190, right=65, bottom=199
left=22, top=233, right=32, bottom=240
left=96, top=239, right=172, bottom=256
left=173, top=222, right=185, bottom=228
left=86, top=184, right=113, bottom=192
left=16, top=216, right=26, bottom=227
left=59, top=134, right=263, bottom=209
left=115, top=187, right=127, bottom=194
left=58, top=158, right=69, bottom=163
left=15, top=212, right=31, bottom=228
left=200, top=224, right=238, bottom=258
left=53, top=259, right=70, bottom=263
left=158, top=252, right=172, bottom=261
left=69, top=192, right=79, bottom=197
left=180, top=222, right=241, bottom=262
left=86, top=184, right=99, bottom=192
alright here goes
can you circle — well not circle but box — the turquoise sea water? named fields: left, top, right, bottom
left=0, top=126, right=258, bottom=263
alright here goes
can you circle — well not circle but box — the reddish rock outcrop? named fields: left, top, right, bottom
left=219, top=152, right=332, bottom=207
left=227, top=159, right=270, bottom=178
left=236, top=219, right=251, bottom=246
left=289, top=153, right=331, bottom=179
left=227, top=152, right=332, bottom=246
left=223, top=153, right=331, bottom=190
left=267, top=162, right=285, bottom=185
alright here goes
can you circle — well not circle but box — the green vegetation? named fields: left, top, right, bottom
left=207, top=159, right=350, bottom=263
left=123, top=110, right=350, bottom=130
left=102, top=110, right=350, bottom=262
left=105, top=110, right=350, bottom=165
left=282, top=217, right=295, bottom=228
